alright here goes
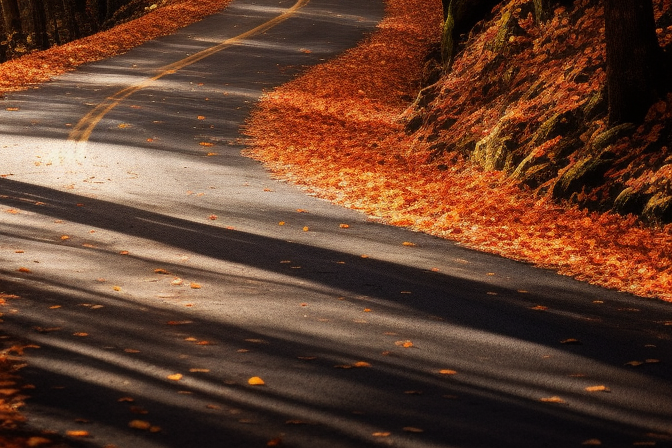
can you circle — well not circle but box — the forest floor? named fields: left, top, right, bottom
left=1, top=0, right=672, bottom=445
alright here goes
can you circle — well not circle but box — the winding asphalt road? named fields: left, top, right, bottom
left=1, top=0, right=671, bottom=447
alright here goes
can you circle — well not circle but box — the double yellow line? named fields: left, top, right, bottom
left=68, top=0, right=310, bottom=143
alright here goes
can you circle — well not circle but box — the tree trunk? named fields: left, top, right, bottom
left=604, top=0, right=664, bottom=125
left=441, top=0, right=500, bottom=70
left=29, top=0, right=50, bottom=50
left=533, top=0, right=551, bottom=23
left=1, top=0, right=23, bottom=37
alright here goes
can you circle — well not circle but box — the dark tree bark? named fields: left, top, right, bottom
left=29, top=0, right=51, bottom=50
left=441, top=0, right=500, bottom=69
left=604, top=0, right=665, bottom=125
left=533, top=0, right=551, bottom=23
left=1, top=0, right=23, bottom=38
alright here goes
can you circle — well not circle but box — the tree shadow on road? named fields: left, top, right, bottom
left=1, top=178, right=672, bottom=448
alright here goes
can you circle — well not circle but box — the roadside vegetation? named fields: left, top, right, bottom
left=245, top=0, right=672, bottom=302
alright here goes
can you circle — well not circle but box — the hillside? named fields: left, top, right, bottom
left=409, top=0, right=672, bottom=225
left=245, top=0, right=672, bottom=301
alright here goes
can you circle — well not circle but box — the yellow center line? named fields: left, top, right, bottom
left=68, top=0, right=311, bottom=143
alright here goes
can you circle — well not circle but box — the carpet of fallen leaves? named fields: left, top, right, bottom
left=245, top=0, right=672, bottom=302
left=0, top=0, right=232, bottom=94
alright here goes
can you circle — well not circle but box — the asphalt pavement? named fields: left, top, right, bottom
left=1, top=0, right=671, bottom=447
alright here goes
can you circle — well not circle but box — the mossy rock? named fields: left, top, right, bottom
left=591, top=123, right=635, bottom=152
left=613, top=187, right=650, bottom=216
left=473, top=129, right=514, bottom=171
left=643, top=193, right=672, bottom=224
left=552, top=152, right=614, bottom=200
left=532, top=110, right=579, bottom=147
left=582, top=88, right=607, bottom=121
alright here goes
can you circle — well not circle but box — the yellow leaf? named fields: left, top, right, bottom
left=439, top=369, right=457, bottom=375
left=585, top=385, right=610, bottom=392
left=540, top=396, right=565, bottom=403
left=61, top=235, right=70, bottom=240
left=167, top=373, right=183, bottom=381
left=303, top=226, right=309, bottom=231
left=113, top=286, right=121, bottom=291
left=199, top=142, right=214, bottom=147
left=279, top=221, right=285, bottom=226
left=339, top=223, right=350, bottom=228
left=128, top=420, right=151, bottom=430
left=197, top=115, right=206, bottom=120
left=206, top=152, right=218, bottom=156
left=248, top=376, right=265, bottom=385
left=190, top=282, right=202, bottom=289
left=118, top=123, right=131, bottom=129
left=65, top=430, right=90, bottom=437
left=402, top=241, right=416, bottom=246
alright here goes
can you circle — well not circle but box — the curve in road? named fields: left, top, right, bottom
left=0, top=0, right=671, bottom=447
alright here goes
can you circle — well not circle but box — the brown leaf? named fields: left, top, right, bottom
left=167, top=320, right=193, bottom=325
left=403, top=426, right=424, bottom=433
left=625, top=360, right=644, bottom=367
left=128, top=420, right=151, bottom=430
left=540, top=396, right=565, bottom=403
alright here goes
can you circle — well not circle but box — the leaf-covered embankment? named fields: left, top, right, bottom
left=245, top=0, right=672, bottom=302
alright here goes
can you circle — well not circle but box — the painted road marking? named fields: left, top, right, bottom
left=68, top=0, right=310, bottom=143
